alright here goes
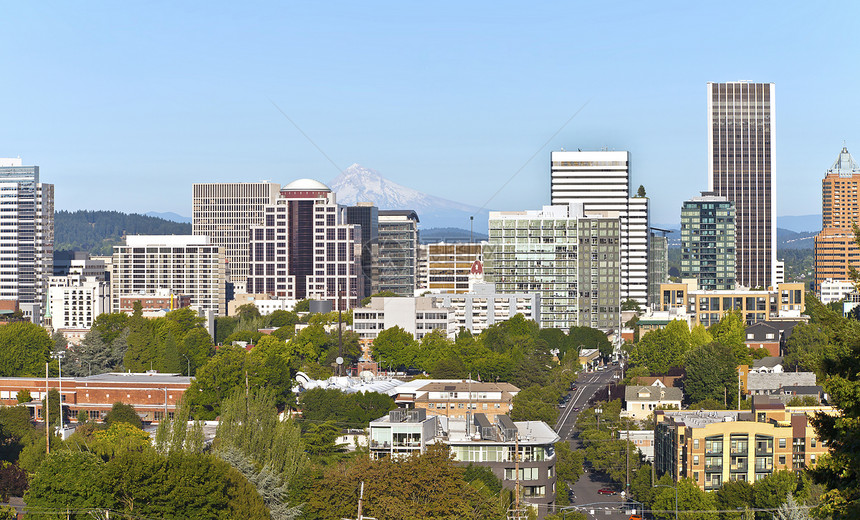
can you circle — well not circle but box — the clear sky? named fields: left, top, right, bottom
left=2, top=1, right=858, bottom=227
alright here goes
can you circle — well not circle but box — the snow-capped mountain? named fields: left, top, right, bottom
left=329, top=164, right=491, bottom=231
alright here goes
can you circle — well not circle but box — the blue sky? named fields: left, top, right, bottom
left=2, top=1, right=858, bottom=227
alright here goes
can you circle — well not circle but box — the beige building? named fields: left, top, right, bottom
left=192, top=182, right=281, bottom=287
left=655, top=397, right=833, bottom=491
left=111, top=235, right=226, bottom=316
left=418, top=242, right=485, bottom=293
left=656, top=280, right=805, bottom=327
left=393, top=380, right=519, bottom=421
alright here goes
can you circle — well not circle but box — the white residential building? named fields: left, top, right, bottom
left=431, top=282, right=539, bottom=334
left=353, top=296, right=455, bottom=340
left=111, top=235, right=226, bottom=315
left=550, top=150, right=649, bottom=307
left=819, top=279, right=855, bottom=304
left=48, top=277, right=109, bottom=330
left=0, top=158, right=54, bottom=318
left=192, top=182, right=281, bottom=288
left=623, top=384, right=683, bottom=421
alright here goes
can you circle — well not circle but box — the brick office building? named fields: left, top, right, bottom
left=0, top=372, right=191, bottom=423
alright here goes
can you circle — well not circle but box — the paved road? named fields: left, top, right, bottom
left=554, top=367, right=641, bottom=519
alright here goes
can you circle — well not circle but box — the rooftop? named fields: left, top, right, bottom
left=125, top=235, right=210, bottom=248
left=625, top=385, right=683, bottom=402
left=282, top=178, right=331, bottom=191
left=747, top=372, right=816, bottom=391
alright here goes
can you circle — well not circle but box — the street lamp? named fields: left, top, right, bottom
left=180, top=352, right=191, bottom=376
left=653, top=483, right=678, bottom=520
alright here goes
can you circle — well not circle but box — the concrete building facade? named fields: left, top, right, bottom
left=550, top=150, right=649, bottom=307
left=111, top=235, right=226, bottom=315
left=246, top=179, right=363, bottom=309
left=192, top=182, right=281, bottom=288
left=378, top=210, right=419, bottom=296
left=352, top=296, right=454, bottom=340
left=814, top=147, right=860, bottom=293
left=431, top=282, right=540, bottom=334
left=0, top=158, right=54, bottom=317
left=485, top=204, right=621, bottom=331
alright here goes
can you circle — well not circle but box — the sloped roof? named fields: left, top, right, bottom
left=753, top=356, right=783, bottom=369
left=748, top=372, right=816, bottom=391
left=829, top=146, right=860, bottom=177
left=625, top=385, right=683, bottom=402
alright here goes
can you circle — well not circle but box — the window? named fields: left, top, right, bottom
left=693, top=439, right=699, bottom=449
left=693, top=455, right=700, bottom=465
left=779, top=438, right=786, bottom=449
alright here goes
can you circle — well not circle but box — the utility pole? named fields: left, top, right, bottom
left=338, top=281, right=343, bottom=377
left=45, top=362, right=49, bottom=454
left=357, top=481, right=364, bottom=519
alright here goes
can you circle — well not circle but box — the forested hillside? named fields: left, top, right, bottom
left=55, top=210, right=192, bottom=255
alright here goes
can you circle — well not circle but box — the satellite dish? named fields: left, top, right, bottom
left=336, top=357, right=344, bottom=365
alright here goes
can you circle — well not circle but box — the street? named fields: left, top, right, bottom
left=554, top=367, right=641, bottom=519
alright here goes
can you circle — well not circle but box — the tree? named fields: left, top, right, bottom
left=554, top=441, right=584, bottom=504
left=164, top=307, right=205, bottom=332
left=753, top=470, right=799, bottom=513
left=708, top=310, right=750, bottom=365
left=0, top=322, right=53, bottom=377
left=0, top=462, right=27, bottom=500
left=651, top=477, right=715, bottom=520
left=622, top=298, right=641, bottom=312
left=683, top=342, right=739, bottom=407
left=302, top=443, right=501, bottom=520
left=568, top=326, right=613, bottom=358
left=631, top=320, right=691, bottom=373
left=783, top=323, right=831, bottom=376
left=42, top=389, right=66, bottom=428
left=294, top=299, right=310, bottom=313
left=216, top=390, right=307, bottom=487
left=91, top=312, right=129, bottom=345
left=104, top=402, right=143, bottom=429
left=25, top=451, right=109, bottom=519
left=267, top=310, right=299, bottom=329
left=181, top=327, right=215, bottom=376
left=123, top=303, right=157, bottom=372
left=360, top=291, right=400, bottom=307
left=185, top=346, right=249, bottom=419
left=715, top=479, right=754, bottom=519
left=299, top=388, right=395, bottom=427
left=236, top=303, right=262, bottom=322
left=636, top=184, right=646, bottom=197
left=371, top=326, right=417, bottom=369
left=775, top=493, right=811, bottom=520
left=15, top=389, right=30, bottom=404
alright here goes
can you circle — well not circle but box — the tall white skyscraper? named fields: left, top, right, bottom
left=707, top=82, right=776, bottom=289
left=0, top=158, right=54, bottom=316
left=550, top=150, right=649, bottom=307
left=192, top=182, right=281, bottom=288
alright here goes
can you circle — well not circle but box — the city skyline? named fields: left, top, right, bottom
left=2, top=2, right=859, bottom=226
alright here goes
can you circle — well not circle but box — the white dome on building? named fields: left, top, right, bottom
left=282, top=178, right=331, bottom=191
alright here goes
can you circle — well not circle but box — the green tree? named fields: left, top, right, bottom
left=568, top=326, right=614, bottom=358
left=683, top=342, right=739, bottom=407
left=180, top=327, right=215, bottom=376
left=104, top=402, right=143, bottom=429
left=360, top=291, right=400, bottom=307
left=123, top=302, right=157, bottom=372
left=371, top=326, right=417, bottom=369
left=164, top=307, right=205, bottom=332
left=15, top=389, right=31, bottom=404
left=236, top=303, right=262, bottom=322
left=267, top=310, right=299, bottom=329
left=0, top=322, right=53, bottom=377
left=636, top=184, right=646, bottom=197
left=25, top=451, right=108, bottom=519
left=186, top=346, right=251, bottom=419
left=41, top=389, right=66, bottom=428
left=715, top=478, right=754, bottom=519
left=215, top=390, right=307, bottom=487
left=783, top=323, right=831, bottom=377
left=631, top=320, right=691, bottom=373
left=91, top=312, right=130, bottom=345
left=294, top=299, right=310, bottom=313
left=652, top=477, right=715, bottom=520
left=554, top=441, right=584, bottom=505
left=708, top=310, right=750, bottom=365
left=753, top=470, right=799, bottom=514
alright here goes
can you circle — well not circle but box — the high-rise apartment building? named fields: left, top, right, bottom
left=814, top=146, right=860, bottom=292
left=345, top=203, right=379, bottom=299
left=0, top=158, right=54, bottom=317
left=378, top=210, right=419, bottom=296
left=192, top=182, right=281, bottom=288
left=648, top=232, right=669, bottom=308
left=48, top=276, right=109, bottom=330
left=707, top=82, right=776, bottom=288
left=550, top=150, right=649, bottom=307
left=680, top=192, right=736, bottom=290
left=418, top=242, right=485, bottom=293
left=111, top=235, right=226, bottom=315
left=485, top=204, right=621, bottom=331
left=246, top=179, right=363, bottom=309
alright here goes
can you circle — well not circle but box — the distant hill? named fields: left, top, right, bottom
left=55, top=210, right=192, bottom=255
left=777, top=228, right=816, bottom=250
left=420, top=227, right=489, bottom=244
left=778, top=214, right=821, bottom=233
left=145, top=211, right=191, bottom=223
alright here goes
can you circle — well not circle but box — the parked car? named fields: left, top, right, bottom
left=598, top=488, right=617, bottom=495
